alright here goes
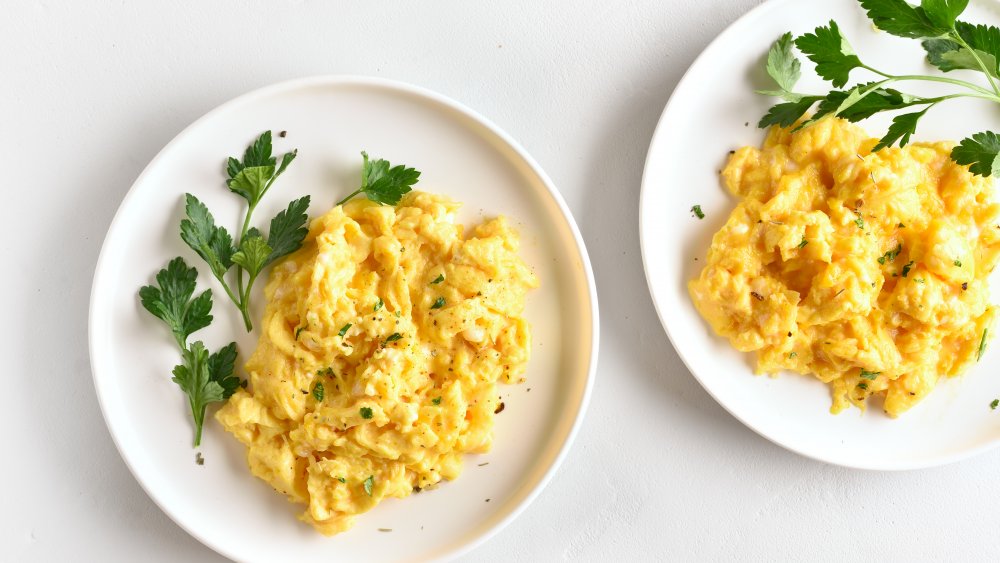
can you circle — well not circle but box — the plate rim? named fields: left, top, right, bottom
left=88, top=74, right=600, bottom=559
left=638, top=0, right=1000, bottom=471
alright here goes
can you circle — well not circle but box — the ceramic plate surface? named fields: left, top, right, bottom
left=90, top=76, right=598, bottom=561
left=640, top=0, right=1000, bottom=470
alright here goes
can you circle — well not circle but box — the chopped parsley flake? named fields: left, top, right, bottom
left=374, top=297, right=384, bottom=312
left=360, top=407, right=374, bottom=419
left=691, top=205, right=705, bottom=219
left=991, top=399, right=999, bottom=410
left=312, top=382, right=324, bottom=402
left=789, top=352, right=798, bottom=358
left=385, top=332, right=403, bottom=343
left=337, top=476, right=346, bottom=483
left=295, top=325, right=306, bottom=339
left=431, top=274, right=445, bottom=285
left=857, top=382, right=869, bottom=390
left=364, top=475, right=374, bottom=496
left=432, top=396, right=442, bottom=405
left=954, top=259, right=963, bottom=267
left=853, top=211, right=864, bottom=229
left=431, top=297, right=446, bottom=310
left=878, top=243, right=902, bottom=265
left=901, top=261, right=915, bottom=278
left=978, top=328, right=989, bottom=362
left=914, top=278, right=925, bottom=284
left=338, top=323, right=352, bottom=337
left=798, top=237, right=808, bottom=249
left=860, top=369, right=881, bottom=380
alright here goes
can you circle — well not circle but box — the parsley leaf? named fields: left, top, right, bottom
left=759, top=97, right=823, bottom=128
left=385, top=332, right=403, bottom=343
left=431, top=297, right=446, bottom=310
left=313, top=382, right=325, bottom=402
left=902, top=260, right=916, bottom=277
left=691, top=205, right=706, bottom=219
left=952, top=131, right=1000, bottom=177
left=878, top=243, right=903, bottom=265
left=225, top=131, right=298, bottom=207
left=364, top=475, right=374, bottom=496
left=795, top=21, right=864, bottom=88
left=186, top=131, right=303, bottom=332
left=923, top=22, right=1000, bottom=77
left=922, top=0, right=970, bottom=31
left=360, top=407, right=374, bottom=419
left=874, top=108, right=930, bottom=151
left=858, top=0, right=954, bottom=39
left=758, top=33, right=803, bottom=100
left=139, top=257, right=213, bottom=349
left=798, top=237, right=809, bottom=249
left=171, top=341, right=240, bottom=446
left=230, top=230, right=272, bottom=280
left=265, top=196, right=311, bottom=266
left=336, top=152, right=421, bottom=206
left=860, top=369, right=881, bottom=380
left=180, top=194, right=235, bottom=279
left=991, top=398, right=999, bottom=410
left=338, top=323, right=352, bottom=337
left=432, top=396, right=442, bottom=405
left=431, top=274, right=445, bottom=285
left=374, top=297, right=384, bottom=312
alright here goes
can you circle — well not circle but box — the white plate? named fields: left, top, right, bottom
left=640, top=0, right=1000, bottom=470
left=89, top=76, right=598, bottom=561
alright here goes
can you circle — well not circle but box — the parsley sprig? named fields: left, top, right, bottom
left=140, top=257, right=241, bottom=446
left=182, top=131, right=311, bottom=331
left=336, top=151, right=420, bottom=206
left=759, top=0, right=1000, bottom=176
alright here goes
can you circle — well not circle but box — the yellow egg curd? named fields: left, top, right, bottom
left=216, top=191, right=538, bottom=535
left=689, top=118, right=999, bottom=416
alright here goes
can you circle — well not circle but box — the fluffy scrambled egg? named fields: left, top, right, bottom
left=689, top=118, right=999, bottom=416
left=216, top=191, right=538, bottom=535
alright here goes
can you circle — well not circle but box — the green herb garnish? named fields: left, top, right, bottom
left=140, top=258, right=240, bottom=446
left=878, top=243, right=902, bottom=265
left=991, top=398, right=999, bottom=410
left=363, top=475, right=375, bottom=496
left=182, top=131, right=309, bottom=331
left=901, top=260, right=915, bottom=278
left=338, top=323, right=352, bottom=338
left=374, top=297, right=384, bottom=312
left=954, top=259, right=963, bottom=267
left=758, top=1, right=1000, bottom=177
left=858, top=382, right=869, bottom=390
left=860, top=369, right=881, bottom=380
left=336, top=151, right=420, bottom=206
left=798, top=237, right=809, bottom=249
left=312, top=382, right=325, bottom=402
left=337, top=476, right=347, bottom=484
left=432, top=396, right=442, bottom=405
left=385, top=332, right=403, bottom=343
left=431, top=274, right=445, bottom=285
left=853, top=211, right=864, bottom=230
left=978, top=327, right=989, bottom=361
left=691, top=205, right=705, bottom=219
left=431, top=297, right=446, bottom=310
left=360, top=407, right=374, bottom=419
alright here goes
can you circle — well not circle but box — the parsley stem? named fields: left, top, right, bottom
left=861, top=63, right=997, bottom=98
left=336, top=188, right=364, bottom=207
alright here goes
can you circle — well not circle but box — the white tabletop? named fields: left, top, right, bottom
left=4, top=0, right=999, bottom=560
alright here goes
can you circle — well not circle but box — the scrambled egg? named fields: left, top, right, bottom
left=689, top=118, right=999, bottom=416
left=216, top=191, right=538, bottom=535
